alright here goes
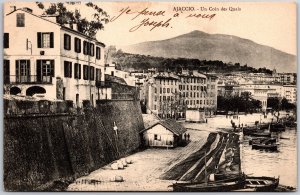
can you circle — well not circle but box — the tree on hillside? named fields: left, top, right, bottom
left=36, top=2, right=109, bottom=37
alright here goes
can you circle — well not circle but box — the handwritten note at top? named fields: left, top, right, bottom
left=110, top=6, right=218, bottom=32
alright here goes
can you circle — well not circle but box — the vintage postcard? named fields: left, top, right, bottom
left=3, top=1, right=297, bottom=192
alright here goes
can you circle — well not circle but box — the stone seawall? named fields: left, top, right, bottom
left=4, top=99, right=144, bottom=191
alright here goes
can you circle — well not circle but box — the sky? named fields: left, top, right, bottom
left=4, top=2, right=296, bottom=55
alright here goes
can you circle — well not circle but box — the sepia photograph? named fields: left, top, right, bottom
left=2, top=1, right=297, bottom=192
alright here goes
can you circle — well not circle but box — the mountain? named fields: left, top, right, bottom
left=121, top=30, right=296, bottom=73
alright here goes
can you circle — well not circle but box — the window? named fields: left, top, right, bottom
left=155, top=88, right=157, bottom=93
left=16, top=13, right=25, bottom=27
left=160, top=88, right=162, bottom=94
left=163, top=88, right=166, bottom=93
left=90, top=66, right=95, bottom=80
left=74, top=37, right=81, bottom=53
left=4, top=33, right=9, bottom=48
left=96, top=47, right=101, bottom=59
left=37, top=32, right=54, bottom=48
left=83, top=41, right=89, bottom=55
left=64, top=61, right=72, bottom=78
left=16, top=60, right=30, bottom=82
left=90, top=43, right=94, bottom=56
left=167, top=88, right=170, bottom=93
left=74, top=63, right=81, bottom=79
left=96, top=68, right=101, bottom=81
left=154, top=134, right=158, bottom=140
left=83, top=65, right=89, bottom=80
left=64, top=34, right=71, bottom=50
left=4, top=60, right=10, bottom=83
left=36, top=60, right=54, bottom=82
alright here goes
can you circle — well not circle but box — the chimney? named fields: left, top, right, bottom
left=10, top=6, right=16, bottom=12
left=40, top=14, right=58, bottom=23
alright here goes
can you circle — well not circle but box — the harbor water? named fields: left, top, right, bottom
left=241, top=128, right=297, bottom=188
left=183, top=112, right=297, bottom=189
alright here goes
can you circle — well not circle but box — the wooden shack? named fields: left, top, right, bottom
left=140, top=119, right=187, bottom=148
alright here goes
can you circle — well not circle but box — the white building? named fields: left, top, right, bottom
left=140, top=119, right=187, bottom=148
left=4, top=7, right=110, bottom=107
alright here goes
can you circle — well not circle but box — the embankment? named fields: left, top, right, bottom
left=4, top=99, right=144, bottom=191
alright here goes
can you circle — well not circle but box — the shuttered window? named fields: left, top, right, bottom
left=74, top=37, right=81, bottom=53
left=90, top=66, right=95, bottom=80
left=64, top=61, right=72, bottom=78
left=83, top=41, right=89, bottom=55
left=4, top=60, right=10, bottom=83
left=90, top=43, right=94, bottom=56
left=16, top=13, right=25, bottom=27
left=96, top=68, right=101, bottom=81
left=37, top=32, right=54, bottom=48
left=36, top=60, right=54, bottom=82
left=4, top=33, right=9, bottom=48
left=64, top=34, right=71, bottom=50
left=96, top=47, right=101, bottom=59
left=83, top=65, right=89, bottom=80
left=74, top=63, right=81, bottom=79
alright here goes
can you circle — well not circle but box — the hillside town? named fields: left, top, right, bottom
left=3, top=3, right=297, bottom=193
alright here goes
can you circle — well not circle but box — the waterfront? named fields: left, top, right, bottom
left=67, top=112, right=296, bottom=191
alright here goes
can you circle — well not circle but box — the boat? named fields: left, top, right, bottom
left=270, top=123, right=285, bottom=132
left=173, top=175, right=246, bottom=192
left=249, top=137, right=276, bottom=145
left=252, top=143, right=278, bottom=151
left=245, top=176, right=279, bottom=192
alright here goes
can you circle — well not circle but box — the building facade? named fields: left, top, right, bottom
left=4, top=7, right=108, bottom=107
left=144, top=70, right=218, bottom=119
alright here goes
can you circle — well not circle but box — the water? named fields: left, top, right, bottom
left=182, top=113, right=297, bottom=188
left=241, top=128, right=297, bottom=188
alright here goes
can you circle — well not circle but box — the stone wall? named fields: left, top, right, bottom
left=4, top=99, right=144, bottom=191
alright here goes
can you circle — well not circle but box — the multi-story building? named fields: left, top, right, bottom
left=4, top=7, right=108, bottom=107
left=283, top=85, right=297, bottom=104
left=145, top=72, right=179, bottom=118
left=144, top=69, right=218, bottom=119
left=178, top=69, right=207, bottom=110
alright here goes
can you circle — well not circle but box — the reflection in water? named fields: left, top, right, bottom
left=241, top=128, right=297, bottom=188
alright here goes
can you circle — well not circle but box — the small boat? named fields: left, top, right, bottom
left=252, top=143, right=278, bottom=151
left=249, top=137, right=276, bottom=145
left=173, top=175, right=246, bottom=192
left=245, top=176, right=279, bottom=192
left=270, top=123, right=285, bottom=132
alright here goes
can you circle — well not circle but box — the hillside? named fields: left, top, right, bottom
left=121, top=30, right=296, bottom=73
left=111, top=52, right=273, bottom=74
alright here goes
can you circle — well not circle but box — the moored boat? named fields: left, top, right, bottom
left=249, top=137, right=276, bottom=145
left=245, top=176, right=279, bottom=192
left=252, top=143, right=278, bottom=151
left=270, top=123, right=285, bottom=132
left=173, top=175, right=246, bottom=192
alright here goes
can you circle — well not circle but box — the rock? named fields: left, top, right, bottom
left=111, top=163, right=118, bottom=170
left=114, top=176, right=124, bottom=182
left=126, top=158, right=133, bottom=164
left=117, top=162, right=124, bottom=169
left=121, top=158, right=127, bottom=166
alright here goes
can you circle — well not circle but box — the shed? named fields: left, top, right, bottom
left=140, top=119, right=187, bottom=148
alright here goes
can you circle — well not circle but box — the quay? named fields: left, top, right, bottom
left=67, top=112, right=279, bottom=191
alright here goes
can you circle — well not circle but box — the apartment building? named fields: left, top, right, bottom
left=4, top=7, right=108, bottom=107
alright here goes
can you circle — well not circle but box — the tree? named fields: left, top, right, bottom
left=36, top=2, right=109, bottom=37
left=267, top=97, right=280, bottom=111
left=281, top=98, right=296, bottom=110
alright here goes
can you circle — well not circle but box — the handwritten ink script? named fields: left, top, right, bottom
left=110, top=6, right=241, bottom=32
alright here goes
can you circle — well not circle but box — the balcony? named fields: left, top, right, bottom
left=7, top=75, right=53, bottom=84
